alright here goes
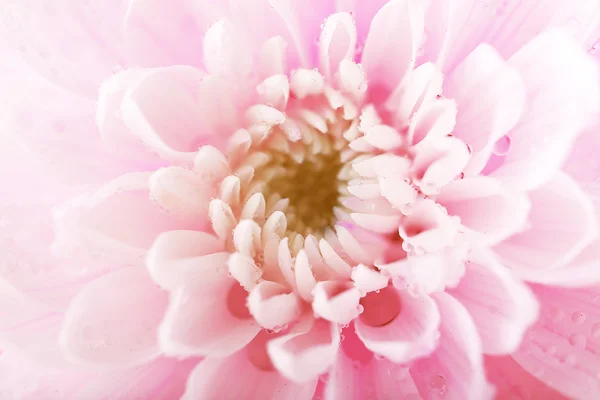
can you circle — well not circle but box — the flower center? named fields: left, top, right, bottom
left=254, top=134, right=346, bottom=237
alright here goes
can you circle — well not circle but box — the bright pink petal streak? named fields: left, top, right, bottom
left=511, top=285, right=600, bottom=399
left=0, top=0, right=128, bottom=96
left=325, top=324, right=421, bottom=400
left=410, top=293, right=493, bottom=400
left=494, top=172, right=597, bottom=273
left=445, top=0, right=600, bottom=71
left=183, top=333, right=317, bottom=400
left=490, top=30, right=600, bottom=190
left=59, top=266, right=167, bottom=367
left=448, top=249, right=538, bottom=354
left=484, top=355, right=568, bottom=400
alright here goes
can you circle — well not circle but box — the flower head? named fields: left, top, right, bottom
left=2, top=0, right=600, bottom=399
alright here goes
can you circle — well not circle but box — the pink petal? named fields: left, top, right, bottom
left=325, top=325, right=421, bottom=399
left=484, top=355, right=569, bottom=400
left=59, top=266, right=166, bottom=366
left=0, top=0, right=127, bottom=96
left=436, top=176, right=531, bottom=245
left=351, top=264, right=389, bottom=294
left=149, top=167, right=213, bottom=219
left=124, top=0, right=225, bottom=68
left=146, top=230, right=226, bottom=290
left=361, top=0, right=424, bottom=99
left=494, top=172, right=597, bottom=271
left=448, top=248, right=539, bottom=354
left=410, top=293, right=493, bottom=400
left=120, top=66, right=222, bottom=164
left=445, top=0, right=600, bottom=71
left=408, top=98, right=457, bottom=147
left=355, top=285, right=440, bottom=364
left=52, top=172, right=199, bottom=266
left=312, top=281, right=361, bottom=325
left=564, top=119, right=600, bottom=183
left=294, top=250, right=317, bottom=302
left=268, top=317, right=340, bottom=383
left=159, top=278, right=260, bottom=357
left=510, top=284, right=600, bottom=398
left=491, top=30, right=600, bottom=190
left=203, top=19, right=252, bottom=78
left=445, top=45, right=525, bottom=175
left=319, top=12, right=357, bottom=79
left=183, top=332, right=317, bottom=399
left=247, top=281, right=301, bottom=330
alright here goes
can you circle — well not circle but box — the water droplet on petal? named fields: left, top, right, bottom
left=568, top=333, right=586, bottom=348
left=571, top=311, right=586, bottom=324
left=428, top=375, right=447, bottom=396
left=493, top=135, right=511, bottom=156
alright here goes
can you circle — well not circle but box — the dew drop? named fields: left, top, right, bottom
left=568, top=333, right=586, bottom=348
left=571, top=311, right=586, bottom=325
left=392, top=276, right=408, bottom=290
left=374, top=353, right=385, bottom=361
left=357, top=304, right=365, bottom=314
left=493, top=135, right=511, bottom=156
left=428, top=375, right=447, bottom=396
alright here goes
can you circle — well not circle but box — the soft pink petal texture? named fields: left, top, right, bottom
left=146, top=230, right=227, bottom=290
left=361, top=0, right=424, bottom=99
left=96, top=68, right=164, bottom=164
left=325, top=325, right=421, bottom=399
left=0, top=350, right=197, bottom=400
left=494, top=172, right=597, bottom=272
left=444, top=44, right=525, bottom=175
left=268, top=317, right=340, bottom=383
left=159, top=278, right=260, bottom=357
left=0, top=61, right=129, bottom=185
left=202, top=18, right=253, bottom=78
left=436, top=176, right=530, bottom=245
left=59, top=266, right=166, bottom=367
left=448, top=248, right=539, bottom=354
left=484, top=355, right=568, bottom=400
left=564, top=120, right=600, bottom=183
left=124, top=0, right=225, bottom=68
left=119, top=66, right=228, bottom=164
left=183, top=333, right=317, bottom=400
left=490, top=30, right=600, bottom=190
left=52, top=172, right=198, bottom=267
left=0, top=0, right=128, bottom=96
left=510, top=285, right=600, bottom=399
left=355, top=285, right=440, bottom=364
left=445, top=0, right=600, bottom=70
left=410, top=293, right=493, bottom=400
left=268, top=0, right=335, bottom=67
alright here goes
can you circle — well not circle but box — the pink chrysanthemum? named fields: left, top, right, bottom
left=2, top=0, right=600, bottom=399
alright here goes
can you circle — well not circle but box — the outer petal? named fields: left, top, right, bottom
left=510, top=284, right=600, bottom=399
left=146, top=230, right=227, bottom=290
left=436, top=176, right=531, bottom=245
left=183, top=333, right=317, bottom=400
left=159, top=278, right=260, bottom=357
left=490, top=30, right=600, bottom=190
left=448, top=249, right=539, bottom=354
left=445, top=0, right=600, bottom=70
left=494, top=172, right=597, bottom=272
left=319, top=12, right=357, bottom=79
left=52, top=172, right=198, bottom=266
left=355, top=285, right=440, bottom=364
left=325, top=325, right=421, bottom=400
left=267, top=317, right=340, bottom=383
left=124, top=0, right=225, bottom=68
left=361, top=0, right=425, bottom=99
left=0, top=0, right=128, bottom=96
left=59, top=266, right=167, bottom=367
left=444, top=44, right=526, bottom=175
left=484, top=355, right=569, bottom=400
left=120, top=66, right=229, bottom=164
left=410, top=293, right=493, bottom=400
